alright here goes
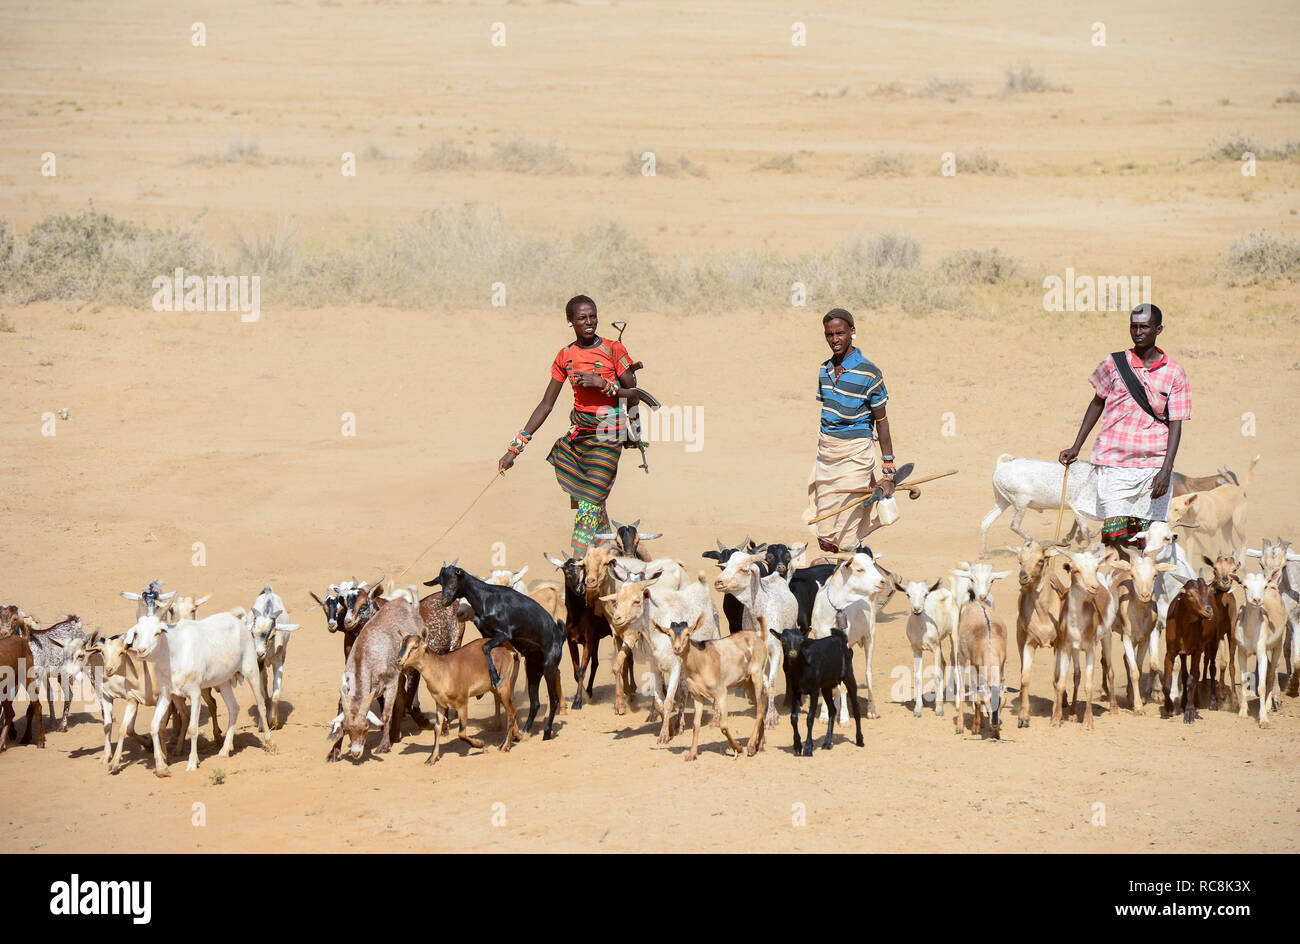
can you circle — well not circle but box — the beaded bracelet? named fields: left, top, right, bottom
left=507, top=429, right=532, bottom=455
left=601, top=379, right=619, bottom=398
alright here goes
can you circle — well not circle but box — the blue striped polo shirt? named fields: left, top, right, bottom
left=817, top=348, right=888, bottom=439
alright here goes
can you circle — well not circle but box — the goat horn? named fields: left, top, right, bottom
left=716, top=539, right=727, bottom=553
left=630, top=519, right=640, bottom=529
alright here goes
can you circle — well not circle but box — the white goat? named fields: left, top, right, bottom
left=894, top=578, right=958, bottom=717
left=1234, top=571, right=1288, bottom=727
left=979, top=456, right=1099, bottom=555
left=126, top=609, right=276, bottom=776
left=807, top=552, right=888, bottom=722
left=714, top=548, right=797, bottom=728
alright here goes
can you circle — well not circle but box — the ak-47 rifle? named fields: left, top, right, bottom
left=611, top=320, right=661, bottom=474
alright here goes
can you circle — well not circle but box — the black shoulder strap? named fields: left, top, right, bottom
left=1110, top=352, right=1168, bottom=426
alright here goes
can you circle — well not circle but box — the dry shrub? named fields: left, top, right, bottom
left=753, top=153, right=800, bottom=173
left=413, top=139, right=473, bottom=171
left=957, top=148, right=1014, bottom=175
left=1218, top=231, right=1300, bottom=284
left=490, top=137, right=575, bottom=174
left=919, top=77, right=971, bottom=99
left=1203, top=133, right=1300, bottom=161
left=0, top=210, right=214, bottom=305
left=848, top=152, right=911, bottom=178
left=2, top=208, right=967, bottom=313
left=936, top=248, right=1021, bottom=285
left=1003, top=63, right=1069, bottom=94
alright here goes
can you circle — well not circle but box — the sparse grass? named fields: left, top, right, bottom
left=620, top=151, right=708, bottom=178
left=847, top=152, right=911, bottom=178
left=413, top=138, right=473, bottom=171
left=956, top=148, right=1014, bottom=176
left=236, top=220, right=298, bottom=276
left=210, top=768, right=226, bottom=785
left=936, top=248, right=1021, bottom=285
left=1277, top=89, right=1300, bottom=104
left=365, top=144, right=395, bottom=160
left=187, top=139, right=263, bottom=166
left=753, top=153, right=800, bottom=173
left=1203, top=133, right=1300, bottom=161
left=1002, top=63, right=1069, bottom=95
left=842, top=231, right=920, bottom=270
left=1218, top=231, right=1300, bottom=284
left=2, top=208, right=975, bottom=313
left=919, top=77, right=971, bottom=100
left=806, top=86, right=849, bottom=98
left=870, top=82, right=908, bottom=96
left=0, top=313, right=15, bottom=333
left=490, top=137, right=575, bottom=174
left=70, top=321, right=87, bottom=331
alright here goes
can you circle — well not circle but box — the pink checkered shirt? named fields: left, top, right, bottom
left=1089, top=348, right=1191, bottom=468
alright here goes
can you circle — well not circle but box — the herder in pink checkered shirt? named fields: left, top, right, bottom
left=1059, top=304, right=1191, bottom=555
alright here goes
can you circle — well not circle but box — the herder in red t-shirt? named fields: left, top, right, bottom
left=498, top=295, right=657, bottom=556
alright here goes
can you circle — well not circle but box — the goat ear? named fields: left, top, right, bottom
left=514, top=565, right=529, bottom=582
left=891, top=577, right=906, bottom=592
left=701, top=550, right=720, bottom=561
left=928, top=579, right=942, bottom=593
left=121, top=591, right=141, bottom=600
left=990, top=570, right=1010, bottom=580
left=639, top=532, right=662, bottom=541
left=309, top=591, right=328, bottom=610
left=543, top=552, right=565, bottom=569
left=598, top=594, right=617, bottom=603
left=1201, top=555, right=1216, bottom=568
left=1244, top=548, right=1262, bottom=558
left=423, top=576, right=441, bottom=587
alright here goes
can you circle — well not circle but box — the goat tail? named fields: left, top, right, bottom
left=1243, top=455, right=1260, bottom=490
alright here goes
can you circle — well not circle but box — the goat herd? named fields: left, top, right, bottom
left=2, top=461, right=1298, bottom=777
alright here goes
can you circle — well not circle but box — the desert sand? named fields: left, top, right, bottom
left=1, top=0, right=1298, bottom=853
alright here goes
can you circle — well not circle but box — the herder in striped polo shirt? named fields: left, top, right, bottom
left=1059, top=303, right=1191, bottom=556
left=803, top=309, right=899, bottom=553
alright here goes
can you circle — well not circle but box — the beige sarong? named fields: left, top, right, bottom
left=802, top=431, right=881, bottom=549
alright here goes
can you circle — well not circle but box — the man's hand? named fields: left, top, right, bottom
left=1151, top=467, right=1172, bottom=499
left=879, top=479, right=896, bottom=499
left=1058, top=447, right=1080, bottom=466
left=498, top=452, right=516, bottom=473
left=571, top=370, right=606, bottom=389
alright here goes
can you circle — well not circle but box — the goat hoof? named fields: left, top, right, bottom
left=58, top=722, right=68, bottom=733
left=542, top=730, right=554, bottom=741
left=935, top=706, right=944, bottom=717
left=1018, top=718, right=1029, bottom=728
left=1259, top=720, right=1271, bottom=729
left=154, top=766, right=171, bottom=778
left=913, top=708, right=923, bottom=718
left=855, top=735, right=864, bottom=747
left=821, top=740, right=833, bottom=751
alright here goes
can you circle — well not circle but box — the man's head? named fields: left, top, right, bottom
left=823, top=308, right=855, bottom=357
left=566, top=295, right=598, bottom=342
left=1129, top=303, right=1163, bottom=350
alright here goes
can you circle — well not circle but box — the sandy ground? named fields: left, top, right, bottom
left=1, top=0, right=1299, bottom=853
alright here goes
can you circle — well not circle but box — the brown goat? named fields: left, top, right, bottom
left=954, top=599, right=1008, bottom=739
left=665, top=613, right=767, bottom=761
left=1201, top=553, right=1242, bottom=710
left=1163, top=577, right=1216, bottom=724
left=397, top=635, right=522, bottom=764
left=0, top=634, right=44, bottom=751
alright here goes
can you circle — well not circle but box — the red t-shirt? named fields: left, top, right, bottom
left=551, top=338, right=633, bottom=415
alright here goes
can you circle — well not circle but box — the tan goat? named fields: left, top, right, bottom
left=665, top=613, right=768, bottom=762
left=397, top=634, right=522, bottom=764
left=953, top=599, right=1007, bottom=739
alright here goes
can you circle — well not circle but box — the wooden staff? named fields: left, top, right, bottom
left=1053, top=464, right=1070, bottom=543
left=811, top=469, right=958, bottom=525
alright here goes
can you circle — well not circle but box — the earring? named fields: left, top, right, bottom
left=851, top=333, right=857, bottom=338
left=567, top=322, right=574, bottom=327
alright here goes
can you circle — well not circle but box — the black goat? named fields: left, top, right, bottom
left=545, top=551, right=612, bottom=709
left=771, top=627, right=863, bottom=756
left=428, top=562, right=565, bottom=740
